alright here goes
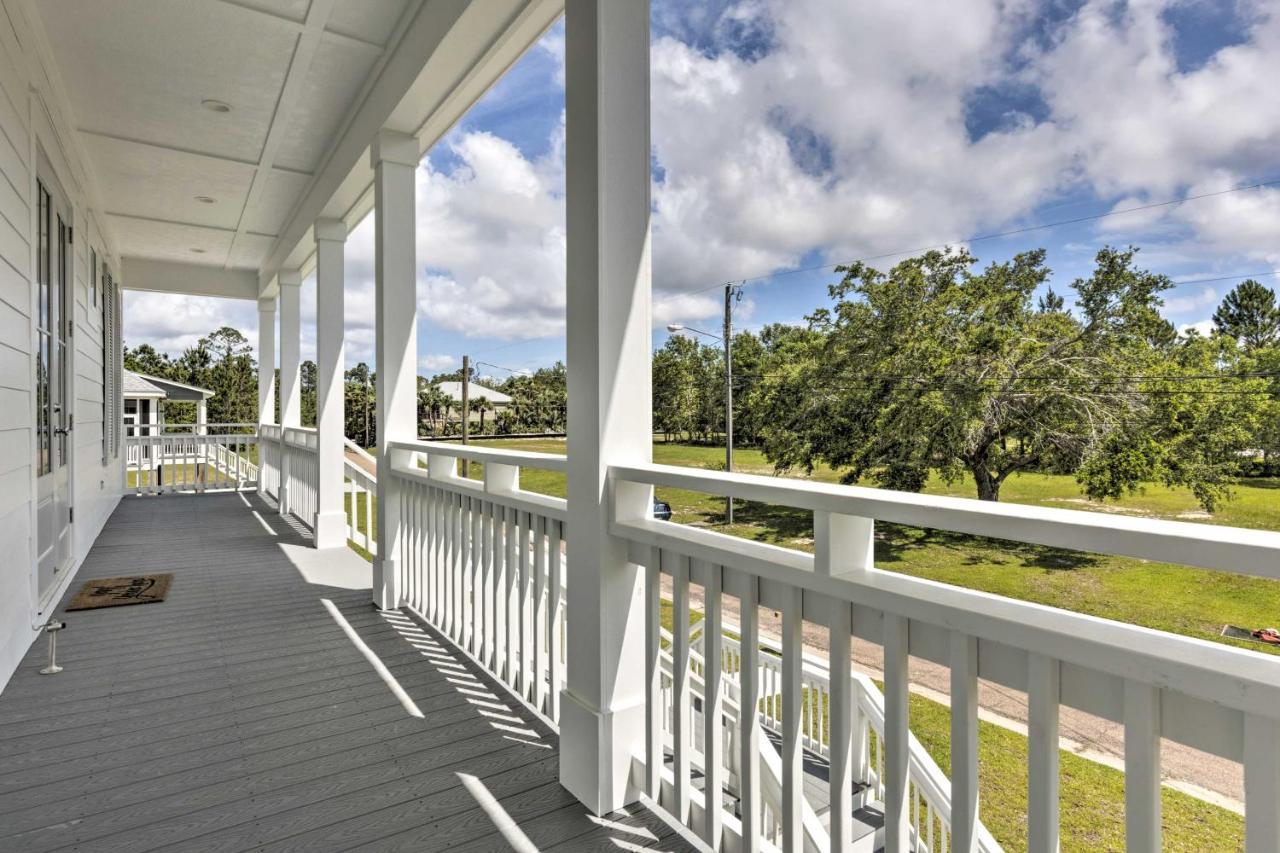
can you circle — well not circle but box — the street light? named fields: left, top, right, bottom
left=666, top=281, right=742, bottom=524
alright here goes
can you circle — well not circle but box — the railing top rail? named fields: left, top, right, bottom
left=388, top=439, right=568, bottom=473
left=344, top=456, right=376, bottom=483
left=616, top=514, right=1280, bottom=720
left=283, top=425, right=318, bottom=436
left=612, top=461, right=1280, bottom=580
left=343, top=437, right=377, bottom=466
left=387, top=452, right=567, bottom=521
left=125, top=423, right=259, bottom=430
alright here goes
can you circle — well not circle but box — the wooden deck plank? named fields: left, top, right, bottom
left=0, top=493, right=693, bottom=853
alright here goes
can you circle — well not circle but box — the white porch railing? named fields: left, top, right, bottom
left=385, top=440, right=568, bottom=724
left=237, top=433, right=1280, bottom=851
left=123, top=423, right=259, bottom=494
left=279, top=426, right=318, bottom=527
left=259, top=423, right=281, bottom=500
left=612, top=461, right=1280, bottom=853
left=344, top=438, right=377, bottom=555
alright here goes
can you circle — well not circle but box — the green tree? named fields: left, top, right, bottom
left=1213, top=279, right=1280, bottom=350
left=202, top=327, right=256, bottom=427
left=653, top=335, right=702, bottom=441
left=471, top=395, right=493, bottom=435
left=123, top=343, right=173, bottom=376
left=418, top=381, right=450, bottom=436
left=300, top=360, right=317, bottom=426
left=345, top=363, right=374, bottom=446
left=752, top=246, right=1244, bottom=509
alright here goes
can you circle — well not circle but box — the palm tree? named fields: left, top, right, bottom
left=472, top=396, right=492, bottom=435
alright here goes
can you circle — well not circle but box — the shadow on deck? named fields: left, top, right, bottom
left=0, top=493, right=690, bottom=852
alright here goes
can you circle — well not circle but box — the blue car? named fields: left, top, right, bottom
left=653, top=498, right=672, bottom=521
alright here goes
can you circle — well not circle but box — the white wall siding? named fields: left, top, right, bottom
left=0, top=0, right=35, bottom=689
left=0, top=0, right=121, bottom=689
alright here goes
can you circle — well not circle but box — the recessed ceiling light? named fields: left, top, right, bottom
left=190, top=248, right=206, bottom=254
left=194, top=195, right=216, bottom=204
left=201, top=98, right=232, bottom=113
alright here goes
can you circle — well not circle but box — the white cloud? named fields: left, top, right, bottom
left=123, top=291, right=260, bottom=358
left=1179, top=319, right=1215, bottom=338
left=412, top=131, right=566, bottom=339
left=418, top=353, right=456, bottom=372
left=1163, top=286, right=1218, bottom=314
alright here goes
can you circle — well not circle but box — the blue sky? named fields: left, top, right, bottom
left=126, top=0, right=1280, bottom=380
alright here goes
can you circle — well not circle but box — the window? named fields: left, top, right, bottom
left=36, top=181, right=50, bottom=477
left=101, top=265, right=120, bottom=462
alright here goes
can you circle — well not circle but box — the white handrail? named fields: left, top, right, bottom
left=611, top=461, right=1280, bottom=580
left=386, top=439, right=568, bottom=472
left=613, top=461, right=1280, bottom=852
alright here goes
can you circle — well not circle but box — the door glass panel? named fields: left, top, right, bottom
left=55, top=215, right=69, bottom=468
left=36, top=336, right=49, bottom=476
left=36, top=181, right=51, bottom=477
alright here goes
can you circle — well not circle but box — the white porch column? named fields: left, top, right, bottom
left=257, top=297, right=276, bottom=425
left=371, top=129, right=419, bottom=609
left=257, top=296, right=276, bottom=498
left=278, top=269, right=302, bottom=516
left=313, top=218, right=347, bottom=549
left=278, top=270, right=302, bottom=428
left=560, top=0, right=653, bottom=815
left=196, top=399, right=207, bottom=436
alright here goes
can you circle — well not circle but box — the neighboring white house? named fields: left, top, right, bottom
left=122, top=370, right=215, bottom=467
left=431, top=380, right=511, bottom=423
left=123, top=370, right=214, bottom=433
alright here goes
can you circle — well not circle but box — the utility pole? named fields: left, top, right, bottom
left=460, top=354, right=470, bottom=478
left=723, top=283, right=740, bottom=524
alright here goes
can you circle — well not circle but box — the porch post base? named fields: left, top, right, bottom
left=277, top=484, right=289, bottom=518
left=312, top=511, right=347, bottom=550
left=557, top=688, right=645, bottom=815
left=372, top=557, right=400, bottom=610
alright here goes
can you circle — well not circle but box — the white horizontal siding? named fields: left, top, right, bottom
left=0, top=0, right=32, bottom=688
left=0, top=0, right=120, bottom=690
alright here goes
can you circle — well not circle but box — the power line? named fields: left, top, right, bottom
left=656, top=176, right=1280, bottom=301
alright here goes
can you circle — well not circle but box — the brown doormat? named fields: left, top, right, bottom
left=66, top=574, right=173, bottom=611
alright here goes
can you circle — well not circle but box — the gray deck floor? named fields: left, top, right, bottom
left=0, top=492, right=691, bottom=852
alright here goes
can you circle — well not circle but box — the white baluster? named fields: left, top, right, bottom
left=829, top=600, right=855, bottom=853
left=738, top=573, right=762, bottom=853
left=883, top=613, right=910, bottom=853
left=645, top=546, right=663, bottom=799
left=673, top=553, right=692, bottom=824
left=950, top=632, right=979, bottom=853
left=1245, top=713, right=1280, bottom=852
left=1124, top=681, right=1162, bottom=853
left=702, top=563, right=724, bottom=850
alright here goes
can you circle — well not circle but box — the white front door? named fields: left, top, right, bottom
left=35, top=158, right=73, bottom=602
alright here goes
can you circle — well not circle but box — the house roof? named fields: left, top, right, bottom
left=124, top=371, right=215, bottom=401
left=123, top=371, right=166, bottom=397
left=432, top=381, right=512, bottom=406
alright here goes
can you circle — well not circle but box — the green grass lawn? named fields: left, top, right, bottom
left=477, top=437, right=1280, bottom=656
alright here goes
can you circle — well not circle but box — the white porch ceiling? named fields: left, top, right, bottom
left=35, top=0, right=411, bottom=272
left=33, top=0, right=564, bottom=294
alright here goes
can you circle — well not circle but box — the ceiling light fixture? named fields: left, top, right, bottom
left=200, top=98, right=232, bottom=113
left=194, top=195, right=216, bottom=204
